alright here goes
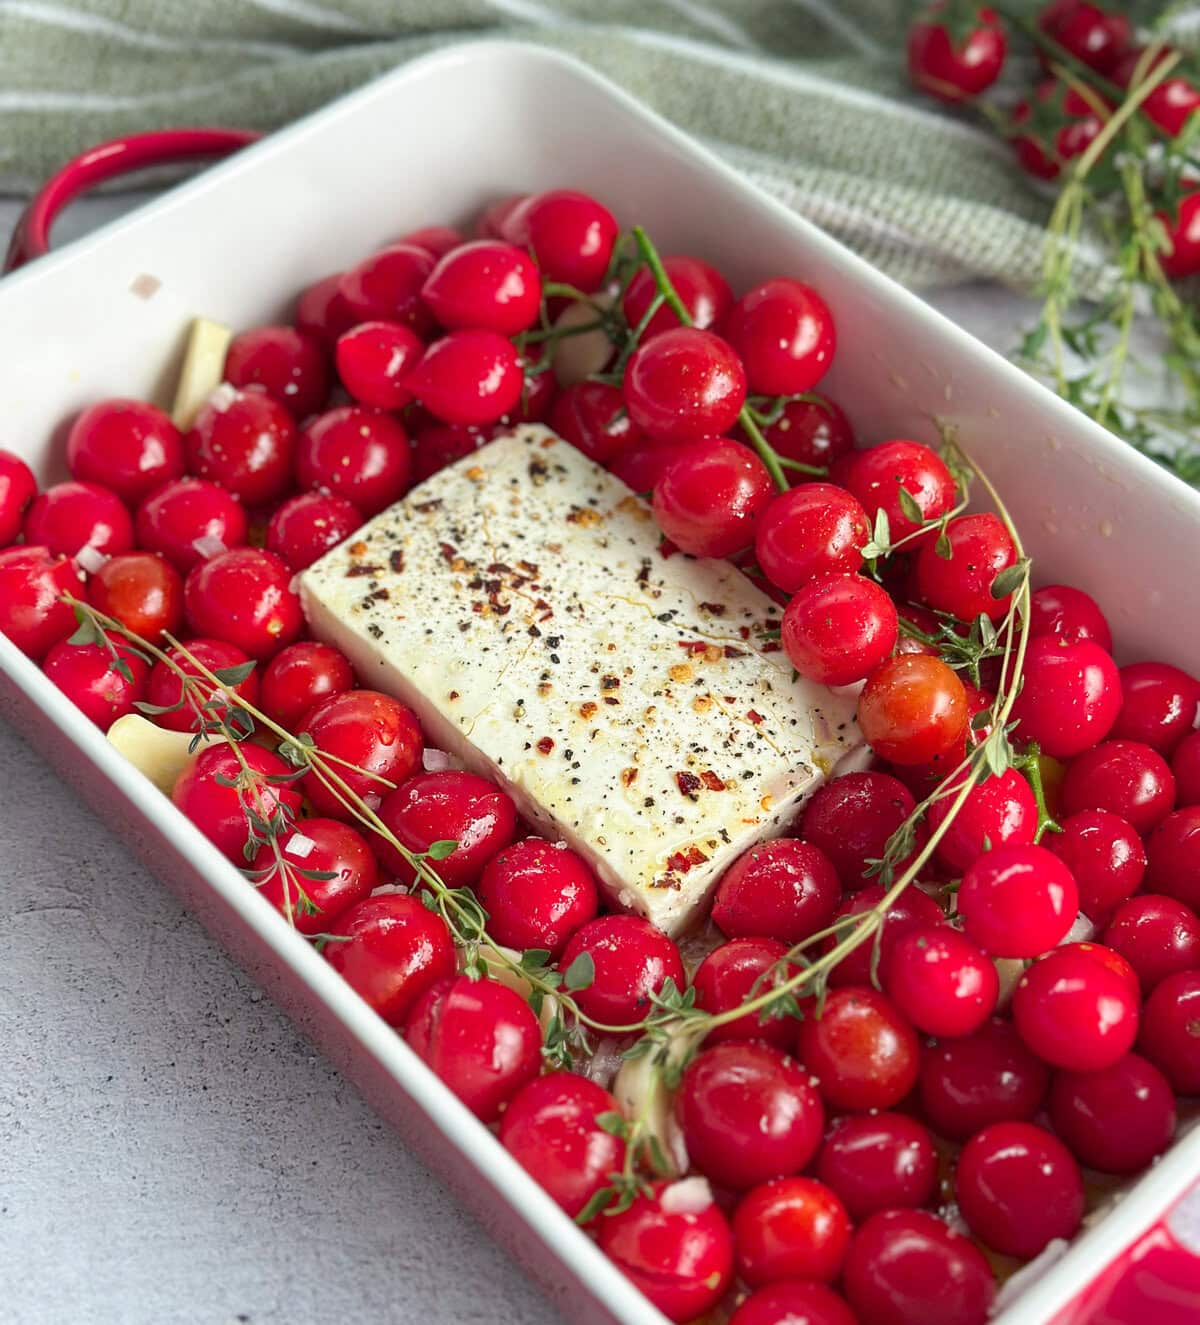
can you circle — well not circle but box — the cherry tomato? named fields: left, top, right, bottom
left=146, top=637, right=258, bottom=734
left=0, top=546, right=80, bottom=659
left=1048, top=807, right=1144, bottom=919
left=183, top=547, right=300, bottom=659
left=134, top=477, right=248, bottom=573
left=752, top=394, right=855, bottom=477
left=1137, top=970, right=1200, bottom=1095
left=607, top=435, right=694, bottom=493
left=842, top=1209, right=994, bottom=1325
left=1110, top=660, right=1200, bottom=754
left=653, top=437, right=773, bottom=558
left=914, top=513, right=1016, bottom=623
left=559, top=914, right=685, bottom=1028
left=410, top=423, right=491, bottom=483
left=712, top=838, right=842, bottom=947
left=824, top=885, right=945, bottom=988
left=729, top=1281, right=859, bottom=1325
left=884, top=926, right=998, bottom=1038
left=1060, top=738, right=1177, bottom=834
left=251, top=817, right=378, bottom=934
left=1049, top=1052, right=1175, bottom=1174
left=800, top=771, right=928, bottom=890
left=373, top=770, right=516, bottom=886
left=323, top=892, right=455, bottom=1025
left=1028, top=582, right=1112, bottom=650
left=957, top=842, right=1078, bottom=958
left=266, top=491, right=362, bottom=571
left=1038, top=1, right=1131, bottom=74
left=1100, top=893, right=1200, bottom=995
left=23, top=480, right=133, bottom=562
left=295, top=272, right=355, bottom=345
left=1114, top=46, right=1200, bottom=139
left=334, top=321, right=423, bottom=411
left=89, top=550, right=184, bottom=643
left=499, top=189, right=618, bottom=293
left=907, top=5, right=1007, bottom=103
left=1010, top=636, right=1122, bottom=759
left=0, top=449, right=37, bottom=548
left=797, top=986, right=920, bottom=1111
left=596, top=1179, right=734, bottom=1324
left=721, top=278, right=835, bottom=396
left=927, top=767, right=1036, bottom=876
left=43, top=630, right=149, bottom=730
left=918, top=1017, right=1049, bottom=1141
left=858, top=654, right=968, bottom=766
left=781, top=573, right=898, bottom=687
left=258, top=640, right=354, bottom=731
left=184, top=387, right=296, bottom=507
left=1058, top=939, right=1141, bottom=995
left=476, top=838, right=599, bottom=957
left=815, top=1111, right=938, bottom=1220
left=406, top=330, right=524, bottom=427
left=1012, top=945, right=1140, bottom=1071
left=225, top=325, right=330, bottom=420
left=420, top=240, right=541, bottom=335
left=623, top=327, right=746, bottom=444
left=734, top=1176, right=850, bottom=1286
left=1174, top=730, right=1200, bottom=806
left=498, top=1072, right=626, bottom=1219
left=548, top=381, right=641, bottom=466
left=1144, top=805, right=1200, bottom=911
left=954, top=1121, right=1084, bottom=1259
left=298, top=688, right=423, bottom=816
left=396, top=225, right=465, bottom=259
left=1158, top=189, right=1200, bottom=280
left=404, top=974, right=541, bottom=1121
left=337, top=243, right=435, bottom=333
left=622, top=255, right=732, bottom=340
left=1011, top=80, right=1103, bottom=181
left=677, top=1042, right=825, bottom=1191
left=693, top=937, right=793, bottom=1048
left=477, top=194, right=527, bottom=240
left=844, top=440, right=957, bottom=545
left=755, top=483, right=869, bottom=592
left=66, top=398, right=184, bottom=504
left=295, top=405, right=411, bottom=516
left=171, top=743, right=302, bottom=863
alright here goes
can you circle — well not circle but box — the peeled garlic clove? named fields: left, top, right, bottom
left=107, top=713, right=215, bottom=794
left=551, top=293, right=615, bottom=387
left=994, top=957, right=1026, bottom=1010
left=461, top=943, right=558, bottom=1033
left=172, top=316, right=233, bottom=429
left=613, top=1029, right=690, bottom=1178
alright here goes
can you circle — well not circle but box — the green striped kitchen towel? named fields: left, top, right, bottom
left=0, top=0, right=1126, bottom=291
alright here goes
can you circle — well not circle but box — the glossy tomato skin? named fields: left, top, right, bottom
left=23, top=480, right=134, bottom=562
left=844, top=440, right=957, bottom=544
left=225, top=325, right=330, bottom=420
left=420, top=240, right=541, bottom=336
left=43, top=631, right=149, bottom=730
left=171, top=743, right=302, bottom=863
left=1047, top=809, right=1146, bottom=919
left=89, top=551, right=185, bottom=643
left=608, top=435, right=694, bottom=494
left=622, top=255, right=732, bottom=340
left=797, top=986, right=920, bottom=1111
left=559, top=914, right=685, bottom=1028
left=733, top=1176, right=851, bottom=1286
left=712, top=839, right=842, bottom=946
left=1010, top=636, right=1122, bottom=759
left=676, top=1042, right=825, bottom=1192
left=0, top=449, right=37, bottom=547
left=885, top=927, right=998, bottom=1038
left=1114, top=46, right=1200, bottom=139
left=183, top=547, right=300, bottom=659
left=548, top=381, right=641, bottom=466
left=184, top=387, right=297, bottom=507
left=954, top=1121, right=1084, bottom=1259
left=323, top=893, right=455, bottom=1025
left=957, top=842, right=1079, bottom=958
left=858, top=655, right=968, bottom=766
left=927, top=768, right=1036, bottom=876
left=1027, top=582, right=1112, bottom=650
left=653, top=437, right=774, bottom=558
left=729, top=1281, right=859, bottom=1325
left=134, top=477, right=248, bottom=574
left=410, top=423, right=491, bottom=482
left=295, top=272, right=355, bottom=345
left=336, top=243, right=435, bottom=332
left=1039, top=0, right=1131, bottom=75
left=693, top=938, right=794, bottom=1048
left=781, top=573, right=898, bottom=687
left=754, top=394, right=855, bottom=477
left=754, top=483, right=869, bottom=592
left=406, top=330, right=525, bottom=427
left=824, top=885, right=945, bottom=988
left=397, top=225, right=465, bottom=258
left=334, top=321, right=423, bottom=411
left=1144, top=806, right=1200, bottom=910
left=1012, top=946, right=1140, bottom=1071
left=1110, top=660, right=1200, bottom=755
left=623, top=328, right=746, bottom=444
left=1099, top=894, right=1200, bottom=995
left=258, top=640, right=354, bottom=731
left=374, top=770, right=516, bottom=887
left=722, top=278, right=836, bottom=396
left=498, top=1073, right=626, bottom=1219
left=1049, top=1052, right=1175, bottom=1174
left=251, top=817, right=378, bottom=934
left=596, top=1180, right=734, bottom=1324
left=1011, top=80, right=1102, bottom=181
left=499, top=189, right=618, bottom=293
left=404, top=975, right=541, bottom=1121
left=914, top=513, right=1015, bottom=623
left=146, top=637, right=258, bottom=734
left=1137, top=970, right=1200, bottom=1094
left=1060, top=739, right=1176, bottom=834
left=298, top=689, right=423, bottom=817
left=1158, top=190, right=1200, bottom=280
left=266, top=491, right=362, bottom=571
left=918, top=1017, right=1049, bottom=1141
left=1174, top=730, right=1200, bottom=806
left=815, top=1111, right=938, bottom=1220
left=908, top=6, right=1007, bottom=103
left=66, top=398, right=184, bottom=504
left=476, top=838, right=599, bottom=957
left=800, top=771, right=927, bottom=890
left=295, top=406, right=411, bottom=516
left=0, top=546, right=80, bottom=659
left=842, top=1208, right=994, bottom=1325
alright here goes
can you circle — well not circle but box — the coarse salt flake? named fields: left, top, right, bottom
left=285, top=833, right=316, bottom=860
left=76, top=545, right=110, bottom=575
left=207, top=382, right=239, bottom=413
left=422, top=748, right=459, bottom=772
left=192, top=534, right=228, bottom=560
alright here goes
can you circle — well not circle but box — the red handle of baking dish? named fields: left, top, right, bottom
left=3, top=127, right=260, bottom=274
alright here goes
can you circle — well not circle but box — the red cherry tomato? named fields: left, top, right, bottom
left=926, top=767, right=1036, bottom=875
left=693, top=937, right=793, bottom=1048
left=298, top=689, right=423, bottom=817
left=373, top=770, right=516, bottom=887
left=43, top=630, right=149, bottom=730
left=1049, top=1052, right=1175, bottom=1174
left=323, top=892, right=455, bottom=1025
left=1012, top=945, right=1140, bottom=1071
left=712, top=838, right=842, bottom=946
left=722, top=278, right=836, bottom=397
left=548, top=381, right=642, bottom=466
left=258, top=641, right=354, bottom=731
left=781, top=573, right=898, bottom=687
left=265, top=491, right=362, bottom=571
left=295, top=405, right=411, bottom=516
left=420, top=240, right=541, bottom=336
left=66, top=399, right=184, bottom=504
left=184, top=387, right=297, bottom=507
left=396, top=225, right=465, bottom=259
left=733, top=1176, right=850, bottom=1286
left=337, top=243, right=435, bottom=333
left=404, top=974, right=541, bottom=1121
left=558, top=914, right=685, bottom=1028
left=914, top=513, right=1016, bottom=623
left=652, top=437, right=773, bottom=558
left=146, top=637, right=258, bottom=734
left=1100, top=893, right=1200, bottom=995
left=844, top=440, right=957, bottom=545
left=499, top=189, right=618, bottom=293
left=1144, top=805, right=1200, bottom=911
left=957, top=842, right=1079, bottom=958
left=623, top=328, right=747, bottom=444
left=251, top=817, right=378, bottom=934
left=1060, top=738, right=1177, bottom=834
left=406, top=330, right=524, bottom=427
left=824, top=884, right=945, bottom=988
left=476, top=194, right=527, bottom=240
left=1173, top=730, right=1200, bottom=806
left=753, top=394, right=855, bottom=478
left=1028, top=582, right=1112, bottom=650
left=1011, top=80, right=1103, bottom=181
left=954, top=1121, right=1084, bottom=1259
left=1138, top=970, right=1200, bottom=1094
left=797, top=986, right=920, bottom=1111
left=858, top=654, right=968, bottom=766
left=1010, top=636, right=1122, bottom=759
left=677, top=1041, right=825, bottom=1192
left=498, top=1072, right=626, bottom=1219
left=800, top=771, right=928, bottom=890
left=607, top=435, right=695, bottom=494
left=183, top=547, right=300, bottom=660
left=0, top=546, right=80, bottom=660
left=885, top=926, right=998, bottom=1038
left=1158, top=190, right=1200, bottom=280
left=0, top=449, right=37, bottom=548
left=410, top=423, right=491, bottom=483
left=171, top=743, right=302, bottom=862
left=1048, top=808, right=1145, bottom=918
left=816, top=1111, right=938, bottom=1220
left=754, top=483, right=869, bottom=592
left=23, top=480, right=133, bottom=563
left=1038, top=1, right=1132, bottom=75
left=1110, top=660, right=1200, bottom=755
left=622, top=255, right=732, bottom=340
left=89, top=550, right=184, bottom=643
left=334, top=321, right=423, bottom=411
left=134, top=477, right=248, bottom=573
left=729, top=1281, right=859, bottom=1325
left=225, top=325, right=330, bottom=420
left=907, top=5, right=1008, bottom=103
left=295, top=272, right=355, bottom=345
left=476, top=838, right=599, bottom=958
left=1114, top=46, right=1200, bottom=139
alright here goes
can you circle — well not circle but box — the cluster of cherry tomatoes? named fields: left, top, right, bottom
left=3, top=176, right=1200, bottom=1325
left=907, top=1, right=1200, bottom=278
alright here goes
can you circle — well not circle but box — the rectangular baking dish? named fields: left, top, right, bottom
left=1, top=41, right=1198, bottom=1325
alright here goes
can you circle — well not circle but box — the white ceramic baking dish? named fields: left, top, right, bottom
left=2, top=41, right=1198, bottom=1325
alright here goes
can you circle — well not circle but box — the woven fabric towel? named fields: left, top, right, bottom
left=1, top=0, right=1068, bottom=291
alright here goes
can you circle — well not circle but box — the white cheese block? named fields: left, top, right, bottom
left=300, top=426, right=863, bottom=935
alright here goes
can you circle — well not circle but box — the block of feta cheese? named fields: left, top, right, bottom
left=300, top=427, right=863, bottom=935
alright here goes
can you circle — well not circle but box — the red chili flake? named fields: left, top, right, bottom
left=389, top=549, right=405, bottom=573
left=536, top=737, right=555, bottom=755
left=665, top=845, right=709, bottom=874
left=700, top=770, right=726, bottom=792
left=677, top=640, right=708, bottom=655
left=519, top=560, right=539, bottom=574
left=348, top=541, right=369, bottom=557
left=345, top=564, right=381, bottom=578
left=724, top=696, right=737, bottom=704
left=487, top=562, right=511, bottom=574
left=747, top=710, right=764, bottom=724
left=439, top=542, right=458, bottom=563
left=675, top=771, right=702, bottom=797
left=448, top=690, right=460, bottom=701
left=579, top=701, right=598, bottom=720
left=621, top=767, right=639, bottom=788
left=762, top=642, right=782, bottom=654
left=700, top=602, right=727, bottom=616
left=724, top=646, right=745, bottom=659
left=738, top=626, right=751, bottom=640
left=600, top=675, right=621, bottom=690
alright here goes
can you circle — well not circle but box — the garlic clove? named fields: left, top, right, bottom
left=107, top=713, right=214, bottom=794
left=551, top=294, right=615, bottom=387
left=171, top=317, right=233, bottom=429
